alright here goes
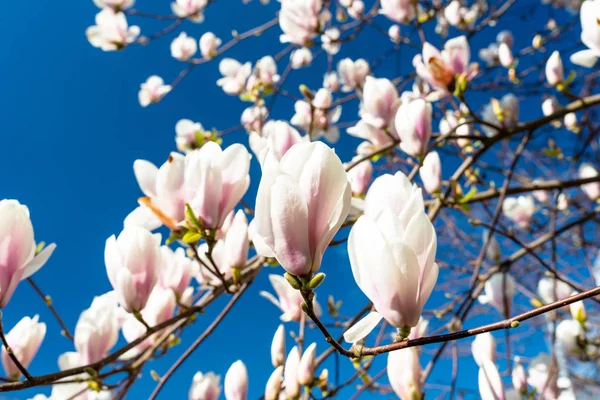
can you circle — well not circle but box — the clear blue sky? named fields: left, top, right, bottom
left=0, top=1, right=583, bottom=399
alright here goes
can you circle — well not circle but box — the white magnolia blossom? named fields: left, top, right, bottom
left=86, top=9, right=140, bottom=52
left=138, top=76, right=172, bottom=107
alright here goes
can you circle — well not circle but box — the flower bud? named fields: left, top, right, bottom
left=545, top=51, right=564, bottom=86
left=224, top=360, right=248, bottom=400
left=199, top=32, right=221, bottom=59
left=271, top=325, right=285, bottom=367
left=1, top=315, right=46, bottom=379
left=284, top=347, right=301, bottom=398
left=265, top=366, right=283, bottom=400
left=189, top=371, right=221, bottom=400
left=297, top=343, right=317, bottom=385
left=419, top=152, right=442, bottom=194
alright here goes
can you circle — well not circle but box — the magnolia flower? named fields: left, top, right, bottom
left=387, top=348, right=422, bottom=400
left=49, top=353, right=112, bottom=400
left=86, top=9, right=140, bottom=51
left=175, top=119, right=203, bottom=152
left=321, top=28, right=340, bottom=55
left=260, top=274, right=322, bottom=321
left=93, top=0, right=135, bottom=10
left=579, top=163, right=600, bottom=200
left=74, top=292, right=120, bottom=365
left=483, top=230, right=501, bottom=262
left=195, top=241, right=231, bottom=285
left=502, top=195, right=535, bottom=229
left=223, top=210, right=249, bottom=269
left=344, top=173, right=438, bottom=343
left=472, top=332, right=496, bottom=367
left=570, top=0, right=600, bottom=67
left=570, top=295, right=587, bottom=323
left=297, top=343, right=316, bottom=385
left=200, top=32, right=221, bottom=59
left=1, top=315, right=46, bottom=379
left=444, top=1, right=462, bottom=26
left=407, top=317, right=428, bottom=340
left=138, top=76, right=172, bottom=107
left=183, top=142, right=251, bottom=230
left=347, top=0, right=365, bottom=18
left=241, top=105, right=268, bottom=133
left=189, top=371, right=221, bottom=400
left=254, top=56, right=280, bottom=87
left=253, top=142, right=351, bottom=276
left=0, top=200, right=56, bottom=308
left=323, top=72, right=340, bottom=92
left=290, top=47, right=313, bottom=69
left=217, top=59, right=252, bottom=95
left=546, top=51, right=564, bottom=85
left=279, top=0, right=322, bottom=45
left=224, top=360, right=248, bottom=400
left=125, top=152, right=186, bottom=231
left=419, top=152, right=441, bottom=194
left=271, top=324, right=285, bottom=367
left=171, top=0, right=207, bottom=22
left=479, top=359, right=505, bottom=400
left=284, top=347, right=301, bottom=398
left=264, top=366, right=284, bottom=400
left=388, top=25, right=401, bottom=42
left=498, top=42, right=514, bottom=68
left=542, top=97, right=561, bottom=128
left=512, top=358, right=527, bottom=394
left=249, top=120, right=304, bottom=161
left=380, top=0, right=415, bottom=23
left=395, top=98, right=432, bottom=157
left=478, top=272, right=515, bottom=315
left=413, top=36, right=477, bottom=94
left=564, top=112, right=578, bottom=132
left=556, top=319, right=584, bottom=354
left=347, top=120, right=396, bottom=155
left=439, top=110, right=470, bottom=148
left=346, top=157, right=373, bottom=197
left=527, top=354, right=559, bottom=400
left=291, top=96, right=342, bottom=142
left=170, top=32, right=197, bottom=61
left=481, top=94, right=519, bottom=136
left=537, top=277, right=572, bottom=305
left=360, top=76, right=399, bottom=129
left=159, top=246, right=196, bottom=298
left=337, top=58, right=370, bottom=92
left=104, top=226, right=161, bottom=313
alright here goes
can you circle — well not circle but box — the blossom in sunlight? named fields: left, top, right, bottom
left=471, top=332, right=496, bottom=367
left=395, top=98, right=432, bottom=157
left=86, top=9, right=139, bottom=52
left=171, top=32, right=197, bottom=61
left=291, top=91, right=342, bottom=142
left=279, top=0, right=322, bottom=45
left=479, top=30, right=514, bottom=66
left=498, top=42, right=514, bottom=68
left=284, top=347, right=301, bottom=398
left=104, top=226, right=161, bottom=313
left=271, top=324, right=286, bottom=367
left=217, top=58, right=252, bottom=95
left=545, top=51, right=564, bottom=86
left=223, top=210, right=249, bottom=269
left=346, top=156, right=373, bottom=197
left=347, top=120, right=396, bottom=155
left=579, top=163, right=600, bottom=200
left=478, top=359, right=505, bottom=400
left=537, top=277, right=572, bottom=306
left=527, top=354, right=559, bottom=400
left=249, top=120, right=305, bottom=161
left=570, top=0, right=600, bottom=67
left=254, top=56, right=280, bottom=87
left=388, top=24, right=401, bottom=42
left=337, top=58, right=370, bottom=92
left=175, top=119, right=204, bottom=152
left=199, top=32, right=221, bottom=59
left=408, top=317, right=428, bottom=340
left=439, top=110, right=471, bottom=148
left=387, top=348, right=422, bottom=400
left=480, top=93, right=518, bottom=136
left=49, top=352, right=112, bottom=399
left=297, top=343, right=317, bottom=385
left=74, top=292, right=120, bottom=365
left=224, top=360, right=248, bottom=400
left=419, top=151, right=441, bottom=194
left=265, top=366, right=284, bottom=400
left=1, top=315, right=46, bottom=379
left=0, top=200, right=56, bottom=308
left=159, top=246, right=196, bottom=299
left=478, top=272, right=515, bottom=315
left=323, top=72, right=340, bottom=92
left=93, top=0, right=135, bottom=10
left=512, top=358, right=527, bottom=394
left=125, top=152, right=186, bottom=231
left=183, top=142, right=251, bottom=230
left=344, top=172, right=438, bottom=343
left=360, top=76, right=400, bottom=130
left=189, top=371, right=222, bottom=400
left=413, top=36, right=477, bottom=95
left=502, top=195, right=534, bottom=229
left=259, top=274, right=322, bottom=321
left=380, top=0, right=416, bottom=23
left=138, top=76, right=172, bottom=107
left=290, top=47, right=313, bottom=69
left=241, top=105, right=268, bottom=133
left=483, top=230, right=501, bottom=262
left=556, top=319, right=584, bottom=354
left=195, top=241, right=231, bottom=286
left=253, top=142, right=351, bottom=276
left=171, top=0, right=208, bottom=22
left=321, top=28, right=341, bottom=55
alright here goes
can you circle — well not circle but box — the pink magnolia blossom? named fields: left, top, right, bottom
left=546, top=51, right=564, bottom=85
left=478, top=359, right=505, bottom=400
left=265, top=366, right=284, bottom=400
left=175, top=119, right=204, bottom=152
left=138, top=76, right=172, bottom=107
left=321, top=28, right=341, bottom=55
left=159, top=246, right=196, bottom=298
left=502, top=195, right=534, bottom=229
left=49, top=352, right=112, bottom=399
left=279, top=0, right=322, bottom=45
left=189, top=371, right=222, bottom=400
left=564, top=112, right=578, bottom=132
left=478, top=272, right=515, bottom=315
left=93, top=0, right=135, bottom=10
left=498, top=42, right=514, bottom=68
left=291, top=94, right=342, bottom=142
left=183, top=142, right=251, bottom=230
left=224, top=360, right=248, bottom=400
left=1, top=315, right=46, bottom=379
left=570, top=0, right=600, bottom=67
left=195, top=241, right=231, bottom=286
left=556, top=319, right=584, bottom=354
left=346, top=156, right=373, bottom=197
left=284, top=347, right=301, bottom=399
left=86, top=9, right=140, bottom=52
left=380, top=0, right=416, bottom=23
left=337, top=58, right=370, bottom=92
left=420, top=151, right=442, bottom=194
left=579, top=163, right=600, bottom=200
left=199, top=32, right=221, bottom=59
left=297, top=343, right=316, bottom=385
left=125, top=152, right=185, bottom=231
left=171, top=0, right=207, bottom=22
left=74, top=292, right=120, bottom=365
left=395, top=98, right=432, bottom=157
left=260, top=274, right=322, bottom=321
left=249, top=120, right=305, bottom=161
left=407, top=317, right=428, bottom=340
left=360, top=76, right=399, bottom=129
left=104, top=226, right=161, bottom=313
left=512, top=358, right=527, bottom=394
left=171, top=32, right=197, bottom=61
left=439, top=110, right=471, bottom=148
left=388, top=25, right=401, bottom=43
left=223, top=210, right=249, bottom=269
left=413, top=36, right=477, bottom=94
left=482, top=94, right=519, bottom=136
left=217, top=59, right=252, bottom=95
left=347, top=120, right=396, bottom=155
left=255, top=56, right=280, bottom=87
left=0, top=200, right=56, bottom=308
left=527, top=354, right=559, bottom=400
left=472, top=332, right=496, bottom=367
left=323, top=72, right=340, bottom=92
left=290, top=47, right=313, bottom=69
left=253, top=142, right=351, bottom=276
left=241, top=105, right=268, bottom=133
left=387, top=348, right=422, bottom=400
left=271, top=324, right=286, bottom=367
left=444, top=1, right=462, bottom=26
left=537, top=277, right=572, bottom=305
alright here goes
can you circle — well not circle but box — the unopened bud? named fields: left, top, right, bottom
left=284, top=272, right=302, bottom=290
left=308, top=273, right=326, bottom=289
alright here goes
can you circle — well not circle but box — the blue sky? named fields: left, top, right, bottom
left=0, top=1, right=589, bottom=399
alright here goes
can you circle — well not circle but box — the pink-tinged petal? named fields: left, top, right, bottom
left=115, top=268, right=137, bottom=313
left=570, top=49, right=598, bottom=68
left=385, top=241, right=421, bottom=327
left=343, top=312, right=383, bottom=343
left=133, top=160, right=158, bottom=197
left=479, top=359, right=505, bottom=400
left=418, top=262, right=439, bottom=311
left=284, top=347, right=301, bottom=399
left=422, top=42, right=441, bottom=63
left=22, top=243, right=56, bottom=279
left=403, top=212, right=437, bottom=282
left=104, top=235, right=121, bottom=287
left=444, top=36, right=470, bottom=75
left=124, top=206, right=163, bottom=231
left=269, top=175, right=311, bottom=276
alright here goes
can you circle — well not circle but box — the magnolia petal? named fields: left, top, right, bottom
left=570, top=50, right=598, bottom=68
left=22, top=243, right=56, bottom=280
left=343, top=312, right=383, bottom=343
left=133, top=160, right=158, bottom=198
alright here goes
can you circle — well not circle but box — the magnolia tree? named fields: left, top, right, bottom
left=3, top=0, right=600, bottom=399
